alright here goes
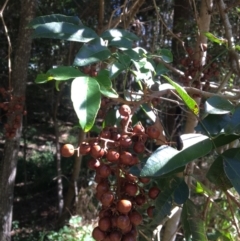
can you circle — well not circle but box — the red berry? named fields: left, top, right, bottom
left=109, top=230, right=122, bottom=241
left=97, top=164, right=112, bottom=178
left=132, top=124, right=145, bottom=134
left=120, top=152, right=133, bottom=165
left=61, top=144, right=74, bottom=157
left=91, top=144, right=105, bottom=159
left=122, top=233, right=136, bottom=241
left=125, top=183, right=138, bottom=196
left=100, top=191, right=114, bottom=207
left=133, top=141, right=145, bottom=154
left=147, top=206, right=155, bottom=218
left=139, top=177, right=150, bottom=184
left=100, top=129, right=111, bottom=139
left=92, top=227, right=106, bottom=241
left=119, top=135, right=132, bottom=148
left=119, top=105, right=131, bottom=117
left=135, top=194, right=146, bottom=206
left=87, top=158, right=100, bottom=170
left=106, top=150, right=120, bottom=162
left=116, top=215, right=130, bottom=230
left=148, top=186, right=160, bottom=199
left=117, top=199, right=132, bottom=214
left=96, top=181, right=110, bottom=194
left=80, top=142, right=91, bottom=155
left=129, top=210, right=143, bottom=226
left=98, top=217, right=112, bottom=231
left=146, top=126, right=160, bottom=139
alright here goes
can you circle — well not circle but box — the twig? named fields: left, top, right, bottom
left=217, top=70, right=233, bottom=93
left=0, top=0, right=12, bottom=90
left=98, top=0, right=105, bottom=34
left=226, top=193, right=240, bottom=237
left=226, top=190, right=240, bottom=209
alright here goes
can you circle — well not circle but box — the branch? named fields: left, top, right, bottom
left=0, top=0, right=12, bottom=89
left=98, top=0, right=105, bottom=34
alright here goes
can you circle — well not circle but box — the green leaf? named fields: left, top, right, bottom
left=73, top=38, right=111, bottom=66
left=182, top=199, right=208, bottom=241
left=103, top=109, right=118, bottom=127
left=204, top=32, right=227, bottom=45
left=140, top=103, right=156, bottom=122
left=110, top=62, right=125, bottom=79
left=222, top=148, right=240, bottom=195
left=32, top=22, right=98, bottom=42
left=212, top=134, right=239, bottom=147
left=140, top=134, right=212, bottom=177
left=123, top=47, right=147, bottom=61
left=155, top=63, right=169, bottom=75
left=173, top=179, right=189, bottom=204
left=71, top=77, right=101, bottom=132
left=109, top=37, right=132, bottom=49
left=195, top=114, right=231, bottom=135
left=157, top=49, right=173, bottom=63
left=205, top=96, right=234, bottom=114
left=46, top=66, right=84, bottom=81
left=29, top=14, right=82, bottom=28
left=162, top=75, right=199, bottom=114
left=207, top=155, right=232, bottom=191
left=225, top=106, right=240, bottom=134
left=101, top=29, right=139, bottom=41
left=35, top=73, right=52, bottom=83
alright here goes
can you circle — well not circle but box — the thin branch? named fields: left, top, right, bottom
left=98, top=0, right=105, bottom=34
left=217, top=70, right=233, bottom=93
left=0, top=0, right=12, bottom=90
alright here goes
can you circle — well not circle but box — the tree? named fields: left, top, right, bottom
left=0, top=1, right=36, bottom=240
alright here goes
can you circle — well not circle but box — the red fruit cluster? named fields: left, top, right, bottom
left=73, top=104, right=162, bottom=241
left=179, top=47, right=219, bottom=92
left=0, top=88, right=26, bottom=139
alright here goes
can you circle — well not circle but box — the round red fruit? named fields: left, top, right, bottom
left=87, top=158, right=100, bottom=170
left=97, top=164, right=112, bottom=178
left=100, top=129, right=111, bottom=139
left=109, top=230, right=122, bottom=241
left=135, top=194, right=146, bottom=206
left=129, top=210, right=143, bottom=226
left=116, top=215, right=130, bottom=230
left=92, top=227, right=106, bottom=241
left=80, top=142, right=91, bottom=155
left=148, top=186, right=160, bottom=199
left=133, top=124, right=145, bottom=134
left=125, top=183, right=138, bottom=196
left=119, top=104, right=131, bottom=117
left=119, top=135, right=132, bottom=148
left=106, top=150, right=120, bottom=162
left=98, top=217, right=112, bottom=231
left=122, top=233, right=136, bottom=241
left=139, top=177, right=150, bottom=184
left=146, top=126, right=160, bottom=139
left=147, top=206, right=155, bottom=218
left=91, top=144, right=105, bottom=159
left=120, top=151, right=133, bottom=165
left=117, top=199, right=132, bottom=214
left=100, top=191, right=114, bottom=207
left=61, top=144, right=75, bottom=157
left=96, top=181, right=110, bottom=194
left=133, top=142, right=145, bottom=154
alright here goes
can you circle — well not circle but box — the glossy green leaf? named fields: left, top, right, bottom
left=195, top=114, right=231, bottom=135
left=29, top=14, right=82, bottom=28
left=182, top=199, right=208, bottom=241
left=162, top=75, right=199, bottom=115
left=205, top=96, right=234, bottom=114
left=158, top=49, right=173, bottom=63
left=207, top=155, right=232, bottom=191
left=101, top=29, right=139, bottom=41
left=73, top=38, right=111, bottom=66
left=140, top=134, right=212, bottom=177
left=109, top=37, right=132, bottom=49
left=117, top=53, right=131, bottom=67
left=32, top=22, right=98, bottom=42
left=222, top=148, right=240, bottom=195
left=173, top=179, right=189, bottom=204
left=212, top=134, right=239, bottom=147
left=140, top=103, right=156, bottom=122
left=71, top=77, right=101, bottom=132
left=110, top=62, right=125, bottom=79
left=123, top=47, right=147, bottom=61
left=103, top=109, right=118, bottom=127
left=155, top=63, right=169, bottom=75
left=47, top=66, right=84, bottom=81
left=204, top=32, right=227, bottom=45
left=225, top=106, right=240, bottom=134
left=35, top=73, right=52, bottom=83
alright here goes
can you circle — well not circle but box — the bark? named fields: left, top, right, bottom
left=162, top=1, right=213, bottom=241
left=0, top=1, right=36, bottom=240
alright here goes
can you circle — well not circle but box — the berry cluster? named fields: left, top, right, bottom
left=0, top=88, right=25, bottom=139
left=179, top=47, right=219, bottom=91
left=61, top=104, right=163, bottom=241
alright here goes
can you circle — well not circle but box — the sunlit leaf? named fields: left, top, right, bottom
left=204, top=32, right=227, bottom=45
left=71, top=77, right=101, bottom=132
left=182, top=199, right=208, bottom=241
left=205, top=96, right=234, bottom=114
left=35, top=73, right=52, bottom=84
left=101, top=29, right=139, bottom=41
left=162, top=75, right=199, bottom=115
left=73, top=38, right=111, bottom=66
left=140, top=134, right=212, bottom=177
left=29, top=14, right=82, bottom=28
left=157, top=49, right=173, bottom=63
left=31, top=22, right=98, bottom=42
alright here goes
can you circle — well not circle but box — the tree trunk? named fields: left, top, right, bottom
left=0, top=1, right=36, bottom=240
